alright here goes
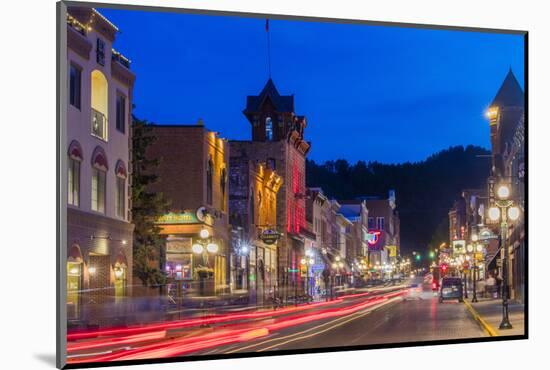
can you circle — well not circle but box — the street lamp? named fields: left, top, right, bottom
left=300, top=257, right=315, bottom=300
left=489, top=182, right=521, bottom=330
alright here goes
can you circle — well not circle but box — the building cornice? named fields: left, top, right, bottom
left=67, top=25, right=92, bottom=60
left=111, top=59, right=136, bottom=89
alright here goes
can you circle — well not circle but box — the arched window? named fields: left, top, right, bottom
left=91, top=70, right=108, bottom=140
left=265, top=117, right=273, bottom=141
left=115, top=160, right=127, bottom=219
left=67, top=140, right=82, bottom=207
left=206, top=157, right=213, bottom=205
left=91, top=146, right=108, bottom=213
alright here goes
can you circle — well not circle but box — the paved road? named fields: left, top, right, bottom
left=203, top=278, right=486, bottom=355
left=67, top=278, right=487, bottom=364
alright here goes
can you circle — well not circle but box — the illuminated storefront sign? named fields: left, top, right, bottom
left=387, top=245, right=397, bottom=257
left=259, top=229, right=281, bottom=245
left=157, top=209, right=214, bottom=225
left=366, top=230, right=381, bottom=245
left=452, top=240, right=466, bottom=255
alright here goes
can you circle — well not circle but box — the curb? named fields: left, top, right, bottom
left=463, top=299, right=498, bottom=337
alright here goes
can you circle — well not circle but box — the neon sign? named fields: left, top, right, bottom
left=366, top=231, right=381, bottom=245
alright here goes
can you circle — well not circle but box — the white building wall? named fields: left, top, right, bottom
left=67, top=27, right=131, bottom=221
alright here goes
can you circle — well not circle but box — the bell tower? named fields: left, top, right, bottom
left=243, top=78, right=307, bottom=145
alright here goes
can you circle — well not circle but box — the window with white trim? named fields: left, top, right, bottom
left=68, top=158, right=80, bottom=206
left=91, top=168, right=106, bottom=213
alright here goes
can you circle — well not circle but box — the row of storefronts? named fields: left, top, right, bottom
left=447, top=69, right=525, bottom=303
left=65, top=7, right=405, bottom=324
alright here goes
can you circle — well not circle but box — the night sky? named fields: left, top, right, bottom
left=98, top=7, right=524, bottom=164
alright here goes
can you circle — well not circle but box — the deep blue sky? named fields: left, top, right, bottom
left=99, top=8, right=524, bottom=164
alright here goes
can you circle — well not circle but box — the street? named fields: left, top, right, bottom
left=67, top=277, right=486, bottom=364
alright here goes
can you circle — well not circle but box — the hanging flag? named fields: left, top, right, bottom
left=266, top=18, right=269, bottom=32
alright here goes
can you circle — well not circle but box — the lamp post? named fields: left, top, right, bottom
left=301, top=256, right=315, bottom=301
left=488, top=183, right=521, bottom=330
left=192, top=228, right=219, bottom=296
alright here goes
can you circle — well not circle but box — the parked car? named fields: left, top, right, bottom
left=438, top=277, right=463, bottom=303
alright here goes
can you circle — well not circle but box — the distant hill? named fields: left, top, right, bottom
left=306, top=145, right=491, bottom=256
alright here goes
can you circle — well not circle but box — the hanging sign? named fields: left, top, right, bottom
left=260, top=229, right=281, bottom=245
left=366, top=231, right=381, bottom=245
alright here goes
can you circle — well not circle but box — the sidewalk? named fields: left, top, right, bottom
left=464, top=297, right=525, bottom=337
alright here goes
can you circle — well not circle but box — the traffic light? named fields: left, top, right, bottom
left=429, top=251, right=435, bottom=259
left=415, top=254, right=421, bottom=261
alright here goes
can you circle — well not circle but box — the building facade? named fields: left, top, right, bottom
left=361, top=191, right=400, bottom=273
left=228, top=152, right=282, bottom=304
left=338, top=200, right=370, bottom=281
left=230, top=79, right=313, bottom=298
left=66, top=7, right=135, bottom=327
left=146, top=125, right=230, bottom=297
left=486, top=69, right=525, bottom=302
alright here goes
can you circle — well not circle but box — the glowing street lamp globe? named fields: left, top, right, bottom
left=488, top=206, right=500, bottom=221
left=508, top=206, right=520, bottom=221
left=309, top=258, right=315, bottom=265
left=300, top=258, right=307, bottom=265
left=497, top=184, right=510, bottom=200
left=192, top=243, right=204, bottom=254
left=206, top=243, right=219, bottom=253
left=199, top=229, right=210, bottom=239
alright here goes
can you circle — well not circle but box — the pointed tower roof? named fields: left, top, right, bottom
left=490, top=69, right=524, bottom=108
left=244, top=78, right=294, bottom=113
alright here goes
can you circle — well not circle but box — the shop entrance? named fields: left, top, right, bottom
left=67, top=262, right=82, bottom=320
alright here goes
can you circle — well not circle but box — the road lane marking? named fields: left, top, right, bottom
left=463, top=300, right=497, bottom=337
left=257, top=297, right=403, bottom=352
left=226, top=296, right=403, bottom=354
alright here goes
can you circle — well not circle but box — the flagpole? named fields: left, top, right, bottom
left=266, top=18, right=272, bottom=79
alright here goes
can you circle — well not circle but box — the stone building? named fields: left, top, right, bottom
left=360, top=191, right=401, bottom=270
left=230, top=78, right=313, bottom=297
left=65, top=7, right=135, bottom=327
left=228, top=153, right=282, bottom=303
left=486, top=69, right=525, bottom=302
left=146, top=124, right=230, bottom=297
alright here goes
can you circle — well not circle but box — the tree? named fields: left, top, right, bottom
left=131, top=115, right=170, bottom=286
left=306, top=145, right=490, bottom=255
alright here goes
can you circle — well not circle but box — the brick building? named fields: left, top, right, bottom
left=360, top=191, right=401, bottom=270
left=146, top=124, right=230, bottom=296
left=230, top=78, right=313, bottom=296
left=65, top=7, right=135, bottom=327
left=228, top=153, right=282, bottom=303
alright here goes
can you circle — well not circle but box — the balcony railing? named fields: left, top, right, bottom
left=91, top=108, right=107, bottom=141
left=112, top=48, right=131, bottom=69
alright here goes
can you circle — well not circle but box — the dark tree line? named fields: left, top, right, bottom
left=306, top=145, right=491, bottom=255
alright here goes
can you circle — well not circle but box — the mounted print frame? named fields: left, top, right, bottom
left=57, top=1, right=528, bottom=368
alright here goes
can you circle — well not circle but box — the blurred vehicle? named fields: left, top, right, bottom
left=438, top=277, right=463, bottom=303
